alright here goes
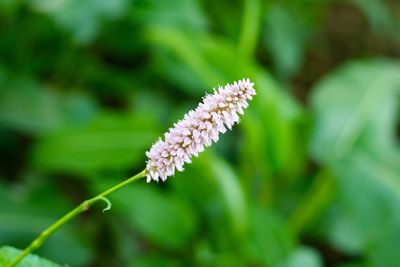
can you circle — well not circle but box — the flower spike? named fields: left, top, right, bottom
left=145, top=78, right=256, bottom=182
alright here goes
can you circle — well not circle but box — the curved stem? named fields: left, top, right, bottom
left=5, top=169, right=147, bottom=267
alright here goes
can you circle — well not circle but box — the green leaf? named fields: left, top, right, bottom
left=32, top=111, right=158, bottom=174
left=245, top=207, right=294, bottom=266
left=311, top=59, right=400, bottom=267
left=147, top=26, right=224, bottom=95
left=277, top=246, right=322, bottom=267
left=263, top=4, right=308, bottom=79
left=367, top=226, right=400, bottom=267
left=0, top=78, right=98, bottom=135
left=171, top=151, right=249, bottom=240
left=310, top=59, right=400, bottom=162
left=107, top=183, right=198, bottom=250
left=194, top=240, right=248, bottom=267
left=335, top=264, right=365, bottom=267
left=206, top=155, right=248, bottom=237
left=240, top=70, right=306, bottom=186
left=29, top=0, right=129, bottom=43
left=319, top=151, right=400, bottom=263
left=128, top=255, right=181, bottom=267
left=133, top=0, right=207, bottom=33
left=350, top=0, right=394, bottom=32
left=0, top=246, right=61, bottom=267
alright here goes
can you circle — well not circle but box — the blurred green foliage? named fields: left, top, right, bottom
left=0, top=246, right=61, bottom=267
left=0, top=0, right=399, bottom=266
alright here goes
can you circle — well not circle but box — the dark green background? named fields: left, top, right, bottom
left=0, top=0, right=399, bottom=266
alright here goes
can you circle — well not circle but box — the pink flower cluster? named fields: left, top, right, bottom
left=145, top=78, right=256, bottom=182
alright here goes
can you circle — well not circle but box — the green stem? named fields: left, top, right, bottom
left=6, top=169, right=147, bottom=267
left=287, top=169, right=336, bottom=236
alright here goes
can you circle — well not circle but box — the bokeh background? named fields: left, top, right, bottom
left=0, top=0, right=400, bottom=266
